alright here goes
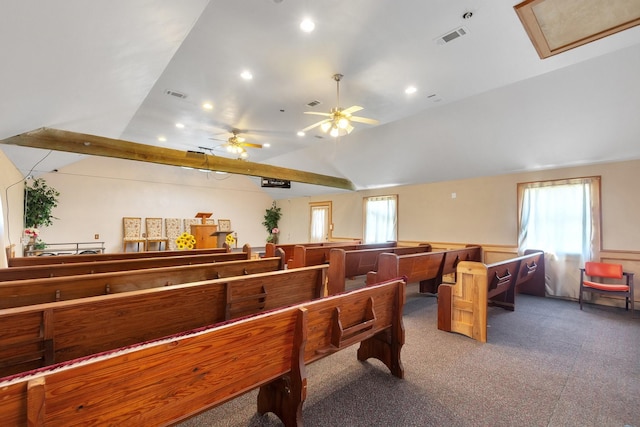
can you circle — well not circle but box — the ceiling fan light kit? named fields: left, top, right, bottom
left=303, top=73, right=378, bottom=137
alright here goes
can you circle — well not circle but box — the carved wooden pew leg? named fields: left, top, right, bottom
left=357, top=282, right=406, bottom=379
left=437, top=284, right=453, bottom=332
left=257, top=308, right=307, bottom=426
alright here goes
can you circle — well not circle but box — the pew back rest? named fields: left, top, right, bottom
left=7, top=247, right=229, bottom=267
left=0, top=250, right=253, bottom=282
left=373, top=251, right=446, bottom=285
left=0, top=278, right=404, bottom=427
left=289, top=242, right=398, bottom=269
left=0, top=256, right=285, bottom=309
left=440, top=246, right=482, bottom=277
left=0, top=265, right=327, bottom=377
left=326, top=245, right=432, bottom=295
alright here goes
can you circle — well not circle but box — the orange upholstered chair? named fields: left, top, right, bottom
left=579, top=262, right=634, bottom=315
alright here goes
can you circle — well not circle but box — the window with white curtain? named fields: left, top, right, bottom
left=309, top=203, right=330, bottom=242
left=517, top=177, right=601, bottom=298
left=364, top=195, right=397, bottom=244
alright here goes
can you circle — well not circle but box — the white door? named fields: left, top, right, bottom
left=309, top=203, right=330, bottom=242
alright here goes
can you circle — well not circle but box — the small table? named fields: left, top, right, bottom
left=211, top=231, right=233, bottom=248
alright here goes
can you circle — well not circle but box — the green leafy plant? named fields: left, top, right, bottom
left=33, top=239, right=47, bottom=250
left=262, top=201, right=282, bottom=242
left=24, top=178, right=60, bottom=228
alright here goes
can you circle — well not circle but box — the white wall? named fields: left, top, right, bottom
left=0, top=150, right=26, bottom=266
left=2, top=155, right=275, bottom=258
left=277, top=159, right=640, bottom=252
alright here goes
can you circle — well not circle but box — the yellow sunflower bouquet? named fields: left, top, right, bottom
left=225, top=233, right=236, bottom=246
left=176, top=232, right=196, bottom=250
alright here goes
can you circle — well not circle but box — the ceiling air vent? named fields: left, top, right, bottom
left=435, top=27, right=468, bottom=45
left=165, top=89, right=188, bottom=99
left=307, top=100, right=321, bottom=107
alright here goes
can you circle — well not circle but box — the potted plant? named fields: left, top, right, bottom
left=24, top=178, right=60, bottom=229
left=262, top=201, right=282, bottom=244
left=24, top=178, right=59, bottom=251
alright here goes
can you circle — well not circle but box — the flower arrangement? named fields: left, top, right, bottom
left=225, top=233, right=236, bottom=246
left=175, top=232, right=196, bottom=250
left=24, top=227, right=40, bottom=238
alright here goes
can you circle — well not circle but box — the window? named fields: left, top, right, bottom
left=309, top=202, right=331, bottom=242
left=364, top=195, right=397, bottom=244
left=518, top=177, right=601, bottom=298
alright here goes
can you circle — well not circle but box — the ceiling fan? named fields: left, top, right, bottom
left=302, top=73, right=379, bottom=137
left=206, top=129, right=262, bottom=159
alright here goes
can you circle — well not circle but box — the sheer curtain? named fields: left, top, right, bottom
left=518, top=177, right=600, bottom=298
left=310, top=206, right=327, bottom=242
left=364, top=195, right=397, bottom=244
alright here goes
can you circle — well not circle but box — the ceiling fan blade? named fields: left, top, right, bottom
left=350, top=116, right=379, bottom=125
left=304, top=111, right=332, bottom=117
left=241, top=143, right=262, bottom=149
left=341, top=105, right=363, bottom=115
left=301, top=119, right=331, bottom=132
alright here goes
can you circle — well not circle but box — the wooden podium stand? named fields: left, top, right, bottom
left=190, top=224, right=218, bottom=248
left=212, top=231, right=233, bottom=248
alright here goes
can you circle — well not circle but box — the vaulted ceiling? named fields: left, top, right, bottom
left=2, top=0, right=640, bottom=198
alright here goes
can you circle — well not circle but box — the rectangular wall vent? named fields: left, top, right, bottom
left=165, top=89, right=188, bottom=99
left=435, top=27, right=468, bottom=45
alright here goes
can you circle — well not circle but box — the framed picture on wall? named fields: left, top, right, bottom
left=218, top=219, right=231, bottom=232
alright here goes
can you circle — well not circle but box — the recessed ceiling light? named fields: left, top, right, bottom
left=297, top=131, right=305, bottom=137
left=405, top=86, right=417, bottom=94
left=202, top=102, right=213, bottom=110
left=158, top=136, right=166, bottom=142
left=263, top=143, right=271, bottom=148
left=300, top=18, right=315, bottom=32
left=175, top=123, right=185, bottom=129
left=240, top=70, right=253, bottom=80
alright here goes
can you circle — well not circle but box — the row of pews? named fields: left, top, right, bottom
left=0, top=240, right=545, bottom=425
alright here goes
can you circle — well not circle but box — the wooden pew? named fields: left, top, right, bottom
left=326, top=244, right=432, bottom=295
left=0, top=245, right=252, bottom=282
left=264, top=240, right=361, bottom=265
left=365, top=247, right=482, bottom=292
left=420, top=246, right=483, bottom=293
left=0, top=254, right=285, bottom=309
left=0, top=264, right=325, bottom=377
left=0, top=278, right=405, bottom=426
left=7, top=247, right=229, bottom=267
left=437, top=250, right=544, bottom=342
left=288, top=242, right=400, bottom=269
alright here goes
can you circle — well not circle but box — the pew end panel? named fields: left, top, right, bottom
left=517, top=249, right=545, bottom=296
left=437, top=261, right=490, bottom=342
left=304, top=278, right=406, bottom=378
left=437, top=252, right=545, bottom=343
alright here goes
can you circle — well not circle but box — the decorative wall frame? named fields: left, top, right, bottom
left=218, top=219, right=231, bottom=232
left=514, top=0, right=640, bottom=58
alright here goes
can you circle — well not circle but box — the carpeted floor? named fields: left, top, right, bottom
left=178, top=282, right=639, bottom=427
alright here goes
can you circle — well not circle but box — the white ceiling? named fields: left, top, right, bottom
left=2, top=0, right=640, bottom=198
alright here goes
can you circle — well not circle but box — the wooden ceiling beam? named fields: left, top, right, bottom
left=0, top=128, right=356, bottom=191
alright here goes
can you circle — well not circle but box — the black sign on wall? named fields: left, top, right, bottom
left=261, top=178, right=291, bottom=188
